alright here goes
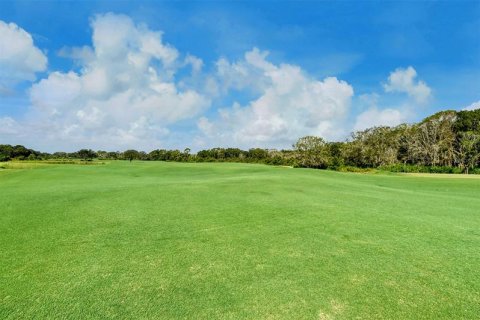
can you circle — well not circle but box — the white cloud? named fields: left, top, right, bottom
left=0, top=20, right=47, bottom=90
left=0, top=117, right=19, bottom=135
left=383, top=66, right=431, bottom=104
left=58, top=45, right=95, bottom=64
left=352, top=66, right=432, bottom=132
left=214, top=49, right=275, bottom=95
left=184, top=54, right=204, bottom=74
left=463, top=100, right=480, bottom=111
left=22, top=13, right=210, bottom=150
left=0, top=16, right=441, bottom=151
left=353, top=91, right=411, bottom=132
left=354, top=107, right=407, bottom=131
left=196, top=48, right=354, bottom=149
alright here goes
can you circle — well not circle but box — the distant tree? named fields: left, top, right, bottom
left=409, top=111, right=456, bottom=166
left=123, top=150, right=140, bottom=162
left=454, top=109, right=480, bottom=133
left=12, top=145, right=31, bottom=159
left=247, top=148, right=268, bottom=162
left=183, top=148, right=191, bottom=161
left=167, top=150, right=183, bottom=161
left=396, top=124, right=413, bottom=165
left=77, top=149, right=97, bottom=161
left=212, top=148, right=226, bottom=160
left=0, top=144, right=39, bottom=160
left=294, top=136, right=331, bottom=168
left=455, top=132, right=480, bottom=174
left=138, top=151, right=148, bottom=160
left=1, top=108, right=479, bottom=173
left=0, top=145, right=13, bottom=161
left=225, top=148, right=242, bottom=159
left=196, top=149, right=213, bottom=161
left=107, top=151, right=120, bottom=160
left=354, top=126, right=403, bottom=167
left=149, top=149, right=167, bottom=161
left=327, top=142, right=345, bottom=168
left=341, top=135, right=364, bottom=167
left=96, top=150, right=108, bottom=160
left=52, top=152, right=68, bottom=159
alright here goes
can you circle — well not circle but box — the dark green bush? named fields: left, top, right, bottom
left=379, top=164, right=473, bottom=174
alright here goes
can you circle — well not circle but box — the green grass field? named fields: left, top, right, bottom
left=1, top=161, right=479, bottom=319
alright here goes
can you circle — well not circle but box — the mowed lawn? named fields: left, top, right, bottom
left=1, top=162, right=479, bottom=319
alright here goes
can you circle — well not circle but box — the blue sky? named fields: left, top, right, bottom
left=0, top=1, right=479, bottom=151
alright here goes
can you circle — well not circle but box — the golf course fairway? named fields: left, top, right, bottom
left=1, top=161, right=479, bottom=319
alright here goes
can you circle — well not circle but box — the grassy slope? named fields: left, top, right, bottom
left=0, top=161, right=479, bottom=319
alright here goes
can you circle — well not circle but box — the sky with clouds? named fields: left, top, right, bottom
left=0, top=1, right=479, bottom=152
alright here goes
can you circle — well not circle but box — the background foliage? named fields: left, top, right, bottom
left=2, top=109, right=480, bottom=173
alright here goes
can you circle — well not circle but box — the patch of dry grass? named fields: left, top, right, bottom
left=0, top=160, right=106, bottom=170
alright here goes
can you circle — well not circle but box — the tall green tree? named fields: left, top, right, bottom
left=77, top=149, right=97, bottom=161
left=123, top=150, right=140, bottom=162
left=294, top=136, right=331, bottom=168
left=455, top=132, right=480, bottom=174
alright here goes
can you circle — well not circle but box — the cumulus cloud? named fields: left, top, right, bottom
left=353, top=91, right=411, bottom=132
left=463, top=100, right=480, bottom=111
left=352, top=66, right=432, bottom=132
left=383, top=66, right=431, bottom=104
left=354, top=107, right=406, bottom=131
left=196, top=48, right=354, bottom=149
left=0, top=15, right=439, bottom=151
left=58, top=45, right=95, bottom=64
left=23, top=13, right=210, bottom=150
left=0, top=20, right=47, bottom=91
left=184, top=54, right=204, bottom=74
left=0, top=117, right=19, bottom=135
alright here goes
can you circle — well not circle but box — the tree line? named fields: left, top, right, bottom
left=1, top=109, right=479, bottom=173
left=291, top=109, right=480, bottom=174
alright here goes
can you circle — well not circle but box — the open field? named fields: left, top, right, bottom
left=1, top=161, right=479, bottom=319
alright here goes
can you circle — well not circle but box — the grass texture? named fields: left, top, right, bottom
left=1, top=161, right=479, bottom=319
